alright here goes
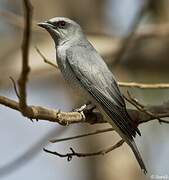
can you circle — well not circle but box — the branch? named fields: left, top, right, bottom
left=17, top=0, right=32, bottom=112
left=0, top=95, right=103, bottom=125
left=35, top=48, right=169, bottom=90
left=124, top=91, right=163, bottom=123
left=34, top=48, right=169, bottom=90
left=50, top=127, right=114, bottom=143
left=119, top=82, right=169, bottom=89
left=35, top=46, right=58, bottom=69
left=1, top=95, right=169, bottom=126
left=43, top=139, right=124, bottom=160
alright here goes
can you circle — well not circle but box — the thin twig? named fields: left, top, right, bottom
left=50, top=128, right=114, bottom=143
left=43, top=139, right=124, bottom=160
left=158, top=119, right=169, bottom=124
left=35, top=46, right=58, bottom=69
left=119, top=82, right=169, bottom=89
left=9, top=77, right=20, bottom=99
left=18, top=0, right=33, bottom=112
left=113, top=0, right=149, bottom=66
left=125, top=91, right=156, bottom=118
left=125, top=91, right=166, bottom=124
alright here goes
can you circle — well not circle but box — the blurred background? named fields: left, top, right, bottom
left=0, top=0, right=169, bottom=179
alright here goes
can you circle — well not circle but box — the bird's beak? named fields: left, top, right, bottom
left=38, top=21, right=60, bottom=41
left=37, top=21, right=54, bottom=30
left=38, top=22, right=48, bottom=29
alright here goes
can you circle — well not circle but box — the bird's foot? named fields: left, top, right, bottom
left=73, top=104, right=88, bottom=113
left=73, top=102, right=96, bottom=120
left=73, top=102, right=95, bottom=121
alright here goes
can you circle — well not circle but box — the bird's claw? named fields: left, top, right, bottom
left=73, top=104, right=87, bottom=112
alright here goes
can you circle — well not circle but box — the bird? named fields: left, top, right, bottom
left=38, top=17, right=147, bottom=174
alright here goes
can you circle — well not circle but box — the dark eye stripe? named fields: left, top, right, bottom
left=46, top=21, right=55, bottom=26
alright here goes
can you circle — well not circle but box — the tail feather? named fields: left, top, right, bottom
left=127, top=139, right=147, bottom=174
left=125, top=109, right=141, bottom=137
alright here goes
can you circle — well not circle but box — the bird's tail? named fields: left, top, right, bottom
left=126, top=139, right=147, bottom=174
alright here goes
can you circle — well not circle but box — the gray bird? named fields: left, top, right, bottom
left=38, top=17, right=147, bottom=174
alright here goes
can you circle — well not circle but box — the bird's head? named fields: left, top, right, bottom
left=38, top=17, right=83, bottom=46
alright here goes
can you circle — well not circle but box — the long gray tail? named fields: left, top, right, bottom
left=127, top=139, right=147, bottom=174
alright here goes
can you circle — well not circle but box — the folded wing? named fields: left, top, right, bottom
left=66, top=46, right=141, bottom=138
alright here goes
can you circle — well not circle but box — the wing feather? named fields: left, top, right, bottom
left=66, top=47, right=140, bottom=138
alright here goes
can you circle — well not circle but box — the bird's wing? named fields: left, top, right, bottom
left=66, top=47, right=140, bottom=138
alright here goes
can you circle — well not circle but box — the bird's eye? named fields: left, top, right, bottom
left=57, top=21, right=66, bottom=28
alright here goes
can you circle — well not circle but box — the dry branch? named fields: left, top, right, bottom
left=119, top=82, right=169, bottom=89
left=18, top=0, right=33, bottom=112
left=43, top=140, right=125, bottom=160
left=35, top=48, right=169, bottom=90
left=0, top=95, right=169, bottom=126
left=50, top=127, right=114, bottom=143
left=35, top=46, right=58, bottom=68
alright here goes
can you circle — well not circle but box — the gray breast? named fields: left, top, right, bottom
left=56, top=50, right=87, bottom=96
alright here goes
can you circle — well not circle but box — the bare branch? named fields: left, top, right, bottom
left=35, top=46, right=58, bottom=69
left=18, top=0, right=33, bottom=112
left=43, top=139, right=124, bottom=160
left=0, top=95, right=103, bottom=125
left=50, top=127, right=114, bottom=143
left=35, top=48, right=169, bottom=90
left=119, top=82, right=169, bottom=89
left=125, top=91, right=158, bottom=117
left=34, top=48, right=169, bottom=90
left=1, top=94, right=169, bottom=126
